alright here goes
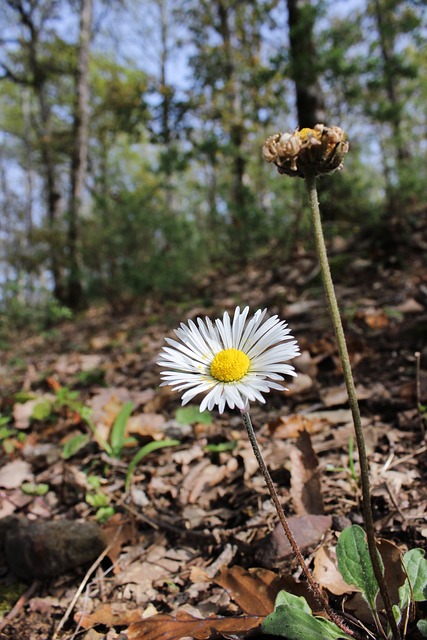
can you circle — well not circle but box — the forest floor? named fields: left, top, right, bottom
left=0, top=225, right=426, bottom=640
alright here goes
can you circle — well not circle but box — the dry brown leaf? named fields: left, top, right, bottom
left=179, top=459, right=231, bottom=506
left=321, top=386, right=349, bottom=407
left=357, top=307, right=389, bottom=329
left=254, top=514, right=332, bottom=568
left=377, top=538, right=406, bottom=606
left=215, top=566, right=324, bottom=616
left=307, top=409, right=353, bottom=425
left=101, top=513, right=134, bottom=567
left=127, top=413, right=166, bottom=439
left=13, top=399, right=39, bottom=430
left=290, top=430, right=324, bottom=515
left=295, top=350, right=319, bottom=378
left=75, top=603, right=143, bottom=629
left=0, top=459, right=33, bottom=488
left=214, top=565, right=278, bottom=615
left=267, top=413, right=327, bottom=439
left=284, top=373, right=314, bottom=396
left=393, top=298, right=424, bottom=314
left=89, top=334, right=118, bottom=350
left=313, top=546, right=354, bottom=596
left=127, top=611, right=263, bottom=640
left=284, top=300, right=320, bottom=317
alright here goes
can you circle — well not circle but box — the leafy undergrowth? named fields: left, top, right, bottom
left=0, top=239, right=426, bottom=639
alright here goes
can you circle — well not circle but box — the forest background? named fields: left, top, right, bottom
left=0, top=0, right=426, bottom=330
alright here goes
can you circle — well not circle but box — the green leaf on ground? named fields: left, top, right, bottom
left=175, top=405, right=212, bottom=425
left=95, top=506, right=115, bottom=523
left=204, top=440, right=237, bottom=453
left=86, top=491, right=110, bottom=508
left=262, top=591, right=352, bottom=640
left=31, top=399, right=53, bottom=421
left=336, top=525, right=381, bottom=611
left=21, top=482, right=49, bottom=496
left=418, top=619, right=427, bottom=637
left=398, top=548, right=427, bottom=610
left=125, top=439, right=180, bottom=492
left=62, top=433, right=90, bottom=459
left=110, top=401, right=134, bottom=457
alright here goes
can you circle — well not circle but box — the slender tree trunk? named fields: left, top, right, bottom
left=372, top=0, right=408, bottom=163
left=67, top=0, right=92, bottom=309
left=22, top=88, right=34, bottom=240
left=22, top=10, right=66, bottom=301
left=216, top=0, right=248, bottom=256
left=158, top=0, right=174, bottom=211
left=286, top=0, right=326, bottom=127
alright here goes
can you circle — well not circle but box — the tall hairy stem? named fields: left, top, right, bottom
left=304, top=173, right=401, bottom=640
left=241, top=410, right=353, bottom=637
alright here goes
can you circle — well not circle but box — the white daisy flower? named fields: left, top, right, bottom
left=158, top=306, right=300, bottom=414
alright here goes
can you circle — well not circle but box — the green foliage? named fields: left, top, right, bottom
left=0, top=583, right=28, bottom=617
left=418, top=619, right=427, bottom=638
left=86, top=490, right=110, bottom=508
left=21, top=482, right=49, bottom=496
left=0, top=418, right=26, bottom=454
left=86, top=486, right=115, bottom=522
left=0, top=285, right=73, bottom=335
left=398, top=549, right=427, bottom=611
left=125, top=439, right=180, bottom=492
left=262, top=590, right=352, bottom=640
left=95, top=507, right=115, bottom=523
left=0, top=0, right=426, bottom=308
left=263, top=531, right=427, bottom=639
left=175, top=405, right=212, bottom=426
left=109, top=401, right=135, bottom=458
left=204, top=441, right=237, bottom=453
left=336, top=524, right=381, bottom=612
left=62, top=434, right=91, bottom=460
left=75, top=368, right=106, bottom=387
left=31, top=399, right=53, bottom=421
left=85, top=178, right=207, bottom=299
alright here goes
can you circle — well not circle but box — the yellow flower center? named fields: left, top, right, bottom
left=210, top=348, right=250, bottom=382
left=298, top=127, right=322, bottom=142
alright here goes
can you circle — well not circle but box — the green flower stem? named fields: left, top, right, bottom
left=304, top=173, right=401, bottom=640
left=241, top=410, right=353, bottom=637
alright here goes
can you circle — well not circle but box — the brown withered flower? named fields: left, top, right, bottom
left=262, top=124, right=349, bottom=178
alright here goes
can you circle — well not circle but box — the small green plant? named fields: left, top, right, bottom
left=81, top=402, right=137, bottom=459
left=0, top=416, right=26, bottom=453
left=204, top=440, right=237, bottom=454
left=261, top=523, right=427, bottom=640
left=75, top=368, right=106, bottom=387
left=125, top=439, right=180, bottom=492
left=21, top=482, right=49, bottom=496
left=62, top=433, right=91, bottom=459
left=109, top=401, right=135, bottom=458
left=175, top=405, right=212, bottom=425
left=85, top=475, right=115, bottom=522
left=31, top=386, right=86, bottom=423
left=325, top=434, right=359, bottom=487
left=262, top=590, right=352, bottom=640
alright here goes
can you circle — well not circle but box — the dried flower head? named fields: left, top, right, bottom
left=262, top=124, right=349, bottom=178
left=158, top=306, right=299, bottom=414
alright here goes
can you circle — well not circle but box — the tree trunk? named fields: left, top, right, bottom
left=22, top=7, right=66, bottom=302
left=216, top=0, right=248, bottom=256
left=67, top=0, right=92, bottom=309
left=158, top=0, right=174, bottom=211
left=372, top=0, right=408, bottom=163
left=286, top=0, right=326, bottom=127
